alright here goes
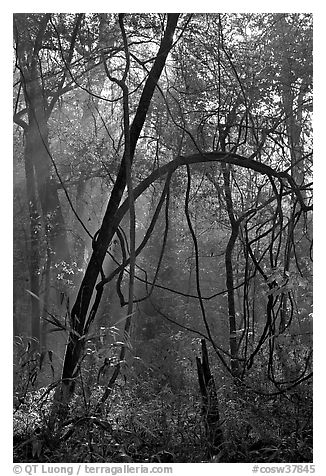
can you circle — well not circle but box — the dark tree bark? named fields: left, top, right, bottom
left=221, top=160, right=241, bottom=378
left=58, top=14, right=180, bottom=404
left=196, top=339, right=223, bottom=459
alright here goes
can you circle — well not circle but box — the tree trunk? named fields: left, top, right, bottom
left=24, top=136, right=41, bottom=351
left=25, top=106, right=70, bottom=264
left=196, top=339, right=223, bottom=459
left=15, top=13, right=71, bottom=352
left=57, top=14, right=180, bottom=406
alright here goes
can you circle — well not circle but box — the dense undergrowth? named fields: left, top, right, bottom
left=13, top=374, right=312, bottom=463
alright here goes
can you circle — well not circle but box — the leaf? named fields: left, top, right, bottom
left=112, top=312, right=136, bottom=326
left=42, top=315, right=68, bottom=332
left=25, top=289, right=41, bottom=301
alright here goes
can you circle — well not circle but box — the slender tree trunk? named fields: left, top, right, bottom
left=196, top=339, right=223, bottom=459
left=74, top=174, right=89, bottom=271
left=57, top=14, right=180, bottom=407
left=25, top=106, right=70, bottom=264
left=24, top=129, right=41, bottom=351
left=279, top=17, right=306, bottom=332
left=15, top=14, right=71, bottom=352
left=223, top=210, right=240, bottom=378
left=23, top=97, right=70, bottom=357
left=220, top=128, right=240, bottom=378
left=41, top=246, right=52, bottom=352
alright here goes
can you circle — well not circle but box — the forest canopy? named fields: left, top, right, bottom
left=13, top=13, right=312, bottom=464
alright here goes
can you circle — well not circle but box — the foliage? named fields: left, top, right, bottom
left=13, top=13, right=313, bottom=464
left=13, top=362, right=312, bottom=463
